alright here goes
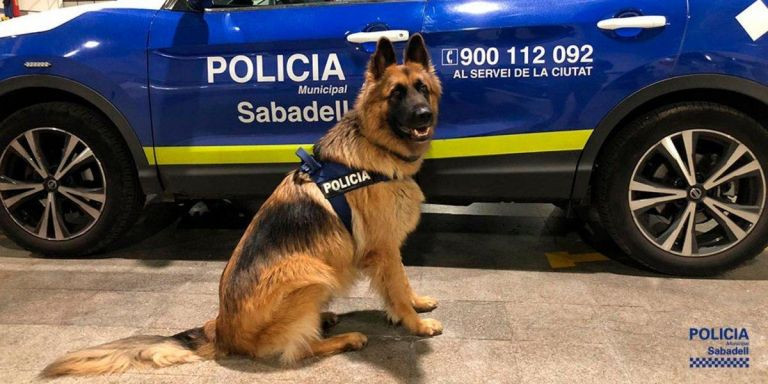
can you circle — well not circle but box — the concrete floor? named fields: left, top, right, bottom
left=0, top=202, right=766, bottom=383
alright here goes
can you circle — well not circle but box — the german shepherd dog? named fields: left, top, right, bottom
left=42, top=34, right=443, bottom=377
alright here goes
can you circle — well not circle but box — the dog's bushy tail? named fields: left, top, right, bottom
left=40, top=321, right=217, bottom=378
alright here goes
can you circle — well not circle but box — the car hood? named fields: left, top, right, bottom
left=0, top=0, right=165, bottom=39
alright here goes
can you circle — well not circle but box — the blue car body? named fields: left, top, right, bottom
left=1, top=0, right=767, bottom=204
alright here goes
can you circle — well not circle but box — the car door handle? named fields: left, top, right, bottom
left=597, top=15, right=667, bottom=31
left=346, top=30, right=410, bottom=44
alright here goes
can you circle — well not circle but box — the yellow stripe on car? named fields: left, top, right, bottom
left=144, top=129, right=593, bottom=166
left=143, top=147, right=157, bottom=165
left=427, top=129, right=593, bottom=159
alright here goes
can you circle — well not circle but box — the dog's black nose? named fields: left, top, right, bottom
left=413, top=107, right=433, bottom=125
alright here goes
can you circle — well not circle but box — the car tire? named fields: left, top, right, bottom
left=573, top=202, right=642, bottom=264
left=0, top=102, right=144, bottom=256
left=595, top=102, right=768, bottom=276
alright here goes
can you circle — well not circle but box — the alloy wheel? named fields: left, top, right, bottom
left=0, top=128, right=106, bottom=241
left=629, top=129, right=765, bottom=257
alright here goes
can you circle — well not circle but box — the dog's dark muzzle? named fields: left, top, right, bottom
left=411, top=106, right=433, bottom=127
left=400, top=105, right=433, bottom=141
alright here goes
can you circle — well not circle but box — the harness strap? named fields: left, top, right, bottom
left=297, top=148, right=322, bottom=173
left=296, top=148, right=390, bottom=233
left=328, top=195, right=352, bottom=233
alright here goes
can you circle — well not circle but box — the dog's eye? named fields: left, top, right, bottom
left=390, top=85, right=406, bottom=100
left=416, top=82, right=429, bottom=96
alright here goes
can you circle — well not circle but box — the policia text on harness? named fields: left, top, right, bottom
left=296, top=148, right=390, bottom=233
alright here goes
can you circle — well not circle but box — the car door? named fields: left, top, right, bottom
left=147, top=0, right=425, bottom=196
left=417, top=0, right=688, bottom=202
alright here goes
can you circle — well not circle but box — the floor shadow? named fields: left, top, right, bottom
left=7, top=200, right=767, bottom=280
left=401, top=209, right=664, bottom=278
left=96, top=201, right=243, bottom=266
left=107, top=203, right=187, bottom=252
left=0, top=236, right=24, bottom=252
left=214, top=310, right=431, bottom=383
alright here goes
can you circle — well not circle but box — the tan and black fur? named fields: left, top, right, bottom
left=42, top=34, right=443, bottom=377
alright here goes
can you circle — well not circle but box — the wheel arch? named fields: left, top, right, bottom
left=0, top=75, right=162, bottom=195
left=572, top=74, right=768, bottom=202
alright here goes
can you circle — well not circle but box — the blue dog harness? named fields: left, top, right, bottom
left=296, top=148, right=390, bottom=233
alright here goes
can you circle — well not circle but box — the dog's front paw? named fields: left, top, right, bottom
left=412, top=318, right=443, bottom=337
left=412, top=295, right=439, bottom=313
left=343, top=332, right=369, bottom=351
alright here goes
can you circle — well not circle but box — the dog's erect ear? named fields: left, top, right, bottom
left=368, top=37, right=397, bottom=80
left=404, top=33, right=430, bottom=69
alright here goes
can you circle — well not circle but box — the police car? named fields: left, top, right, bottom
left=1, top=0, right=767, bottom=275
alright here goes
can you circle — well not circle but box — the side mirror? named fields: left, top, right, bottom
left=186, top=0, right=214, bottom=11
